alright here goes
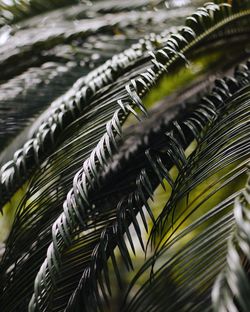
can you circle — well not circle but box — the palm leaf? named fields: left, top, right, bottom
left=123, top=71, right=250, bottom=312
left=1, top=1, right=250, bottom=312
left=0, top=6, right=184, bottom=210
left=212, top=169, right=250, bottom=312
left=0, top=21, right=177, bottom=312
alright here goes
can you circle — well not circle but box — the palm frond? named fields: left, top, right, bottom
left=123, top=72, right=250, bottom=312
left=25, top=65, right=249, bottom=312
left=1, top=2, right=250, bottom=312
left=1, top=1, right=250, bottom=213
left=212, top=168, right=250, bottom=312
left=0, top=5, right=186, bottom=211
left=0, top=20, right=173, bottom=210
left=1, top=9, right=162, bottom=80
left=0, top=27, right=169, bottom=312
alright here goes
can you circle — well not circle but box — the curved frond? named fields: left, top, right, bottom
left=212, top=168, right=250, bottom=312
left=0, top=18, right=171, bottom=210
left=31, top=65, right=250, bottom=311
left=123, top=71, right=250, bottom=312
left=1, top=2, right=250, bottom=312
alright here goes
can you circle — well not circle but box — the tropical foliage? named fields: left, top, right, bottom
left=0, top=0, right=250, bottom=311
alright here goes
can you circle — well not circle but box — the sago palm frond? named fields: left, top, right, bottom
left=212, top=167, right=250, bottom=312
left=0, top=1, right=250, bottom=312
left=123, top=68, right=250, bottom=312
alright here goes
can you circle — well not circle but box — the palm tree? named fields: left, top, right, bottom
left=0, top=0, right=249, bottom=311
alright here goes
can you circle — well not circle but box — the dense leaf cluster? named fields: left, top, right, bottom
left=0, top=1, right=250, bottom=311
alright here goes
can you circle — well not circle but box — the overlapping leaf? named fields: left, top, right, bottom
left=123, top=72, right=250, bottom=312
left=1, top=1, right=250, bottom=312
